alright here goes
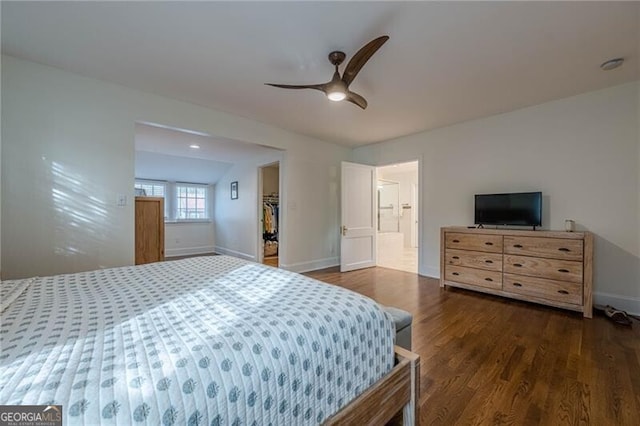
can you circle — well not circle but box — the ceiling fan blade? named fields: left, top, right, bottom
left=342, top=35, right=389, bottom=87
left=265, top=83, right=327, bottom=93
left=345, top=91, right=368, bottom=109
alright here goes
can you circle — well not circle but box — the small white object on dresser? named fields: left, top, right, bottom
left=440, top=227, right=593, bottom=318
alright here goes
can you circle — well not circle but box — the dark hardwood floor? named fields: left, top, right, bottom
left=305, top=266, right=640, bottom=426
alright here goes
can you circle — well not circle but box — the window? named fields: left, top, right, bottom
left=135, top=180, right=168, bottom=218
left=135, top=180, right=166, bottom=198
left=134, top=180, right=210, bottom=221
left=176, top=183, right=209, bottom=220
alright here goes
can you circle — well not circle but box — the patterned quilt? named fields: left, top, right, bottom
left=0, top=256, right=395, bottom=425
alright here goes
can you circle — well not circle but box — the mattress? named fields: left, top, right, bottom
left=0, top=256, right=395, bottom=424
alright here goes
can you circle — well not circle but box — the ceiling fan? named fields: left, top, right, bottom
left=265, top=35, right=389, bottom=109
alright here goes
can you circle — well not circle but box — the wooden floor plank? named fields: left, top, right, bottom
left=305, top=266, right=640, bottom=426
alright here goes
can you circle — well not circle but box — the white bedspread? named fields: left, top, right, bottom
left=0, top=256, right=395, bottom=424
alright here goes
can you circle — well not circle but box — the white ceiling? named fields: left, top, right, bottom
left=3, top=2, right=639, bottom=147
left=135, top=123, right=282, bottom=184
left=378, top=160, right=418, bottom=176
left=135, top=151, right=232, bottom=185
left=135, top=123, right=282, bottom=163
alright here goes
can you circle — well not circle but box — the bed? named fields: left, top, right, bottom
left=1, top=256, right=418, bottom=424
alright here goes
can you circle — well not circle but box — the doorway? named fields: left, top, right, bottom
left=259, top=162, right=280, bottom=267
left=376, top=161, right=419, bottom=273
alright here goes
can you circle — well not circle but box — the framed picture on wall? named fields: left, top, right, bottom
left=230, top=181, right=238, bottom=200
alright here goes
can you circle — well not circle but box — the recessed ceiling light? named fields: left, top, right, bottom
left=600, top=58, right=624, bottom=71
left=189, top=144, right=200, bottom=149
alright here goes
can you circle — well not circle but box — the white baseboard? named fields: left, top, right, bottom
left=213, top=246, right=256, bottom=262
left=165, top=245, right=216, bottom=258
left=593, top=292, right=640, bottom=316
left=281, top=257, right=339, bottom=273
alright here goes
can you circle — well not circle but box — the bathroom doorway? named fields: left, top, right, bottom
left=376, top=161, right=419, bottom=273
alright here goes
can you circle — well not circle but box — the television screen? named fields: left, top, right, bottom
left=474, top=192, right=542, bottom=227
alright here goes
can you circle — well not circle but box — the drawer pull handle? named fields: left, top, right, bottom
left=485, top=278, right=493, bottom=282
left=452, top=256, right=460, bottom=259
left=558, top=248, right=571, bottom=252
left=452, top=239, right=460, bottom=243
left=558, top=290, right=569, bottom=295
left=512, top=282, right=523, bottom=287
left=485, top=242, right=493, bottom=246
left=558, top=269, right=570, bottom=273
left=452, top=272, right=460, bottom=276
left=485, top=260, right=493, bottom=264
left=513, top=244, right=523, bottom=248
left=513, top=263, right=523, bottom=267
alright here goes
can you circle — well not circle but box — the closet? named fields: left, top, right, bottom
left=135, top=197, right=165, bottom=264
left=261, top=164, right=279, bottom=267
left=263, top=195, right=279, bottom=257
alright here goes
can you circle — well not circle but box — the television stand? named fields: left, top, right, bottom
left=440, top=227, right=593, bottom=318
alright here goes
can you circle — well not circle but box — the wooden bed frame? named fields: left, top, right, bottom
left=325, top=346, right=420, bottom=425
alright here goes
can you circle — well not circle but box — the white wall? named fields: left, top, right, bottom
left=283, top=154, right=341, bottom=272
left=214, top=153, right=281, bottom=261
left=213, top=150, right=342, bottom=274
left=1, top=55, right=349, bottom=279
left=0, top=47, right=2, bottom=276
left=2, top=57, right=135, bottom=279
left=354, top=81, right=640, bottom=314
left=165, top=222, right=215, bottom=257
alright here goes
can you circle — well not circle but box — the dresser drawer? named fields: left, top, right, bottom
left=445, top=265, right=502, bottom=290
left=504, top=273, right=582, bottom=305
left=445, top=233, right=503, bottom=253
left=504, top=255, right=583, bottom=283
left=504, top=236, right=583, bottom=261
left=445, top=249, right=502, bottom=271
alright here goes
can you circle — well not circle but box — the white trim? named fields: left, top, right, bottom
left=213, top=246, right=256, bottom=262
left=165, top=245, right=216, bottom=258
left=281, top=257, right=339, bottom=273
left=165, top=219, right=212, bottom=225
left=593, top=291, right=640, bottom=316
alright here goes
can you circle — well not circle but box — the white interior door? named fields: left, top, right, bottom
left=340, top=161, right=377, bottom=272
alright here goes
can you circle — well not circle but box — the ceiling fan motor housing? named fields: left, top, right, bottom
left=329, top=51, right=346, bottom=66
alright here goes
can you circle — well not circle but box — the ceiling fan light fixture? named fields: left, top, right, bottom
left=327, top=90, right=347, bottom=102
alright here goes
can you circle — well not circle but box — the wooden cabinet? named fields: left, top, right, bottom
left=440, top=227, right=593, bottom=317
left=135, top=197, right=164, bottom=265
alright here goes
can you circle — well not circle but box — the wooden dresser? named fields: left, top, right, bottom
left=440, top=227, right=593, bottom=317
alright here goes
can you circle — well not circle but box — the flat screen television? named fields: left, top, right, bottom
left=474, top=192, right=542, bottom=228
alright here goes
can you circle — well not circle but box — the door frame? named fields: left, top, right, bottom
left=257, top=161, right=282, bottom=266
left=374, top=157, right=422, bottom=274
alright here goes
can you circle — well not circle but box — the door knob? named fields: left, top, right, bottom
left=341, top=225, right=348, bottom=236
